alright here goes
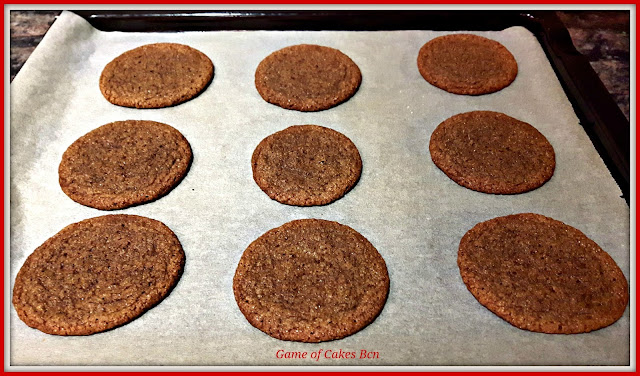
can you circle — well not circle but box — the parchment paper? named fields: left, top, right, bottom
left=9, top=11, right=630, bottom=366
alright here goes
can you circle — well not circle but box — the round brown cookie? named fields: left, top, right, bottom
left=417, top=34, right=518, bottom=95
left=252, top=125, right=362, bottom=206
left=100, top=43, right=213, bottom=108
left=59, top=120, right=192, bottom=210
left=255, top=44, right=362, bottom=111
left=458, top=213, right=629, bottom=334
left=233, top=219, right=389, bottom=342
left=12, top=214, right=185, bottom=336
left=429, top=111, right=555, bottom=194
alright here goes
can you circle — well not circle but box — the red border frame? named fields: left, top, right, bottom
left=3, top=4, right=635, bottom=374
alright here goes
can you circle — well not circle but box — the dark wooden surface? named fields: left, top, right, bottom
left=556, top=11, right=630, bottom=120
left=9, top=11, right=59, bottom=82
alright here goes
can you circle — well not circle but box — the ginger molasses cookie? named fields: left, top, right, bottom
left=100, top=43, right=213, bottom=108
left=255, top=44, right=362, bottom=111
left=429, top=111, right=555, bottom=194
left=12, top=215, right=185, bottom=336
left=458, top=213, right=629, bottom=334
left=233, top=219, right=389, bottom=342
left=417, top=34, right=518, bottom=95
left=252, top=125, right=362, bottom=206
left=59, top=120, right=192, bottom=210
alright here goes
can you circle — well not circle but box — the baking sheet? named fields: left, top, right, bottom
left=9, top=11, right=630, bottom=366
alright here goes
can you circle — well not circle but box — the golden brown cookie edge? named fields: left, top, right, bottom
left=251, top=124, right=362, bottom=206
left=99, top=43, right=214, bottom=109
left=428, top=111, right=555, bottom=194
left=12, top=214, right=186, bottom=336
left=58, top=120, right=193, bottom=211
left=457, top=213, right=629, bottom=334
left=417, top=34, right=518, bottom=95
left=254, top=44, right=362, bottom=112
left=233, top=219, right=389, bottom=342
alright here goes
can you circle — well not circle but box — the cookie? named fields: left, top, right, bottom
left=255, top=44, right=362, bottom=111
left=429, top=111, right=555, bottom=194
left=417, top=34, right=518, bottom=95
left=458, top=213, right=629, bottom=334
left=59, top=120, right=192, bottom=210
left=100, top=43, right=213, bottom=108
left=233, top=219, right=389, bottom=342
left=251, top=125, right=362, bottom=206
left=12, top=214, right=185, bottom=336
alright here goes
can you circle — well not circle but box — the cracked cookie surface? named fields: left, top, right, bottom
left=458, top=213, right=628, bottom=334
left=100, top=43, right=213, bottom=108
left=252, top=124, right=362, bottom=206
left=417, top=34, right=517, bottom=95
left=255, top=44, right=361, bottom=111
left=12, top=214, right=185, bottom=336
left=429, top=111, right=555, bottom=194
left=59, top=120, right=192, bottom=210
left=233, top=219, right=389, bottom=342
